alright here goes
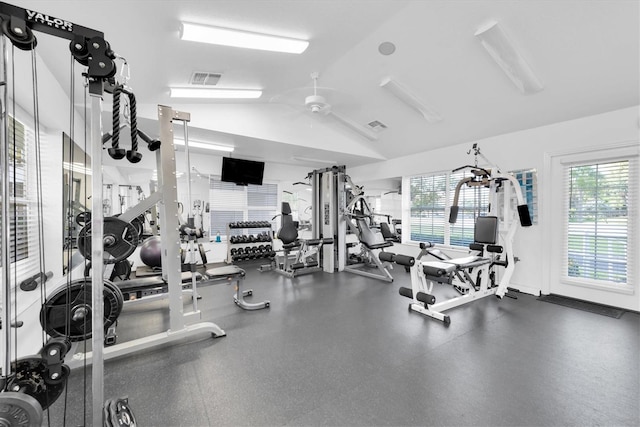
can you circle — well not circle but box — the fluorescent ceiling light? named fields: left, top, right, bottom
left=475, top=21, right=543, bottom=94
left=291, top=156, right=337, bottom=165
left=169, top=87, right=262, bottom=99
left=180, top=22, right=309, bottom=54
left=174, top=138, right=234, bottom=152
left=380, top=77, right=442, bottom=123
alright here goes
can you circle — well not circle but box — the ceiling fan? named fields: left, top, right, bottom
left=272, top=72, right=378, bottom=141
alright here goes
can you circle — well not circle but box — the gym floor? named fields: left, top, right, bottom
left=47, top=261, right=640, bottom=426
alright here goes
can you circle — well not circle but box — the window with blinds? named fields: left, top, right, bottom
left=209, top=178, right=278, bottom=240
left=565, top=159, right=636, bottom=285
left=1, top=117, right=29, bottom=263
left=409, top=174, right=447, bottom=244
left=0, top=116, right=42, bottom=283
left=511, top=169, right=538, bottom=224
left=408, top=167, right=535, bottom=247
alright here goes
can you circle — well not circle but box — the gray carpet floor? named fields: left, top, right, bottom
left=46, top=261, right=640, bottom=426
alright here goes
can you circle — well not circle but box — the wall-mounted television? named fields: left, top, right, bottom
left=221, top=157, right=265, bottom=186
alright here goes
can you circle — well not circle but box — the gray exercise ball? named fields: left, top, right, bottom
left=140, top=236, right=162, bottom=268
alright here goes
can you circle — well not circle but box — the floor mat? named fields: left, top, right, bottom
left=537, top=294, right=625, bottom=318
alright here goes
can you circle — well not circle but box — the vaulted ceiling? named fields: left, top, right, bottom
left=14, top=0, right=640, bottom=170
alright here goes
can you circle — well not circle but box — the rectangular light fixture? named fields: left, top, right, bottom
left=291, top=156, right=337, bottom=165
left=174, top=138, right=234, bottom=152
left=475, top=21, right=543, bottom=94
left=380, top=77, right=443, bottom=124
left=180, top=22, right=309, bottom=54
left=169, top=87, right=262, bottom=99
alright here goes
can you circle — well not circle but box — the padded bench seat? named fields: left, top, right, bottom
left=205, top=265, right=245, bottom=279
left=117, top=271, right=203, bottom=291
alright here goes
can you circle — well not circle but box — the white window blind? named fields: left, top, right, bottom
left=209, top=178, right=278, bottom=239
left=564, top=158, right=637, bottom=286
left=409, top=174, right=447, bottom=244
left=0, top=116, right=42, bottom=282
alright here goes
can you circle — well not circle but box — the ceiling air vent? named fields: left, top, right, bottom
left=190, top=72, right=222, bottom=86
left=367, top=120, right=387, bottom=132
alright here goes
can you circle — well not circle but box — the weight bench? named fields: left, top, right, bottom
left=399, top=216, right=510, bottom=325
left=116, top=271, right=204, bottom=303
left=205, top=265, right=269, bottom=310
left=117, top=266, right=269, bottom=311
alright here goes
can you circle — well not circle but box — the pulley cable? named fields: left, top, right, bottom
left=29, top=41, right=54, bottom=425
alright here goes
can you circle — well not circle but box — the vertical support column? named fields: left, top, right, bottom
left=157, top=105, right=189, bottom=332
left=89, top=81, right=105, bottom=427
left=0, top=34, right=12, bottom=387
left=320, top=171, right=335, bottom=272
left=311, top=171, right=320, bottom=240
left=335, top=170, right=346, bottom=271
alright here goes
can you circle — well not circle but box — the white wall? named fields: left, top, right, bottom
left=350, top=105, right=640, bottom=310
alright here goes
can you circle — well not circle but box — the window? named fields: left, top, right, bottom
left=511, top=168, right=538, bottom=225
left=209, top=178, right=278, bottom=240
left=408, top=167, right=535, bottom=247
left=565, top=159, right=635, bottom=285
left=409, top=174, right=447, bottom=244
left=0, top=116, right=42, bottom=281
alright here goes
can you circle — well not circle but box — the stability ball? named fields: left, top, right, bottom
left=140, top=236, right=162, bottom=268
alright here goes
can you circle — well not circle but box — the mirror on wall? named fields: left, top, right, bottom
left=62, top=133, right=91, bottom=273
left=359, top=177, right=402, bottom=237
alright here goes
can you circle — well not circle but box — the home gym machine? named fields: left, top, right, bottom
left=399, top=144, right=532, bottom=324
left=308, top=165, right=400, bottom=282
left=342, top=180, right=399, bottom=282
left=309, top=165, right=347, bottom=272
left=263, top=202, right=333, bottom=278
left=0, top=2, right=135, bottom=425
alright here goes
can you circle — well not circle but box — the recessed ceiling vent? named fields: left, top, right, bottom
left=190, top=72, right=222, bottom=86
left=367, top=120, right=387, bottom=132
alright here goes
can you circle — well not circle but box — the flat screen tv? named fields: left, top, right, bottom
left=221, top=157, right=265, bottom=186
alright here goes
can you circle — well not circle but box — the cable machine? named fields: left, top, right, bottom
left=310, top=165, right=347, bottom=272
left=0, top=3, right=119, bottom=425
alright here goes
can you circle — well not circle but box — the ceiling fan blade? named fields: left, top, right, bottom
left=327, top=111, right=378, bottom=141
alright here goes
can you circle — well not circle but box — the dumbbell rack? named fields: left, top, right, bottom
left=226, top=222, right=276, bottom=264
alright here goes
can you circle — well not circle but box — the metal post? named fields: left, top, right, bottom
left=181, top=120, right=198, bottom=312
left=157, top=105, right=187, bottom=331
left=0, top=33, right=12, bottom=388
left=89, top=81, right=105, bottom=427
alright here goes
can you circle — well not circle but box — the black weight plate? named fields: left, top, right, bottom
left=40, top=278, right=123, bottom=342
left=110, top=260, right=132, bottom=281
left=0, top=391, right=43, bottom=426
left=130, top=216, right=144, bottom=238
left=111, top=397, right=137, bottom=427
left=7, top=357, right=69, bottom=410
left=77, top=217, right=139, bottom=264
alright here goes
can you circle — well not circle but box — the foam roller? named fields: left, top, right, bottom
left=379, top=252, right=396, bottom=262
left=393, top=254, right=415, bottom=267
